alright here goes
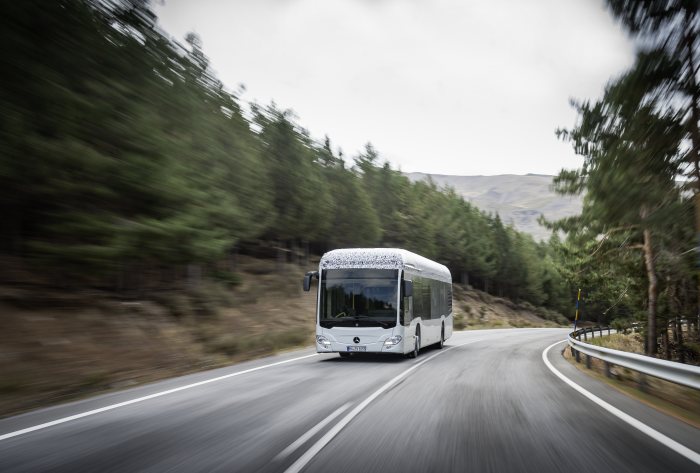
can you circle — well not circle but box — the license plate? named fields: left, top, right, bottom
left=347, top=346, right=366, bottom=352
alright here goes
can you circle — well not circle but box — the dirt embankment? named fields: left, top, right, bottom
left=451, top=284, right=568, bottom=329
left=0, top=256, right=565, bottom=417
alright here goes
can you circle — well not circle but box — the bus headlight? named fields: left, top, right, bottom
left=316, top=335, right=331, bottom=349
left=384, top=335, right=402, bottom=347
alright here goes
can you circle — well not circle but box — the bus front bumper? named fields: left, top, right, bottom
left=315, top=335, right=404, bottom=354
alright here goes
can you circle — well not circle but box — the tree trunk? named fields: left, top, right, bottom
left=229, top=245, right=238, bottom=272
left=683, top=11, right=700, bottom=331
left=641, top=219, right=658, bottom=357
left=672, top=318, right=678, bottom=343
left=276, top=240, right=285, bottom=271
left=187, top=263, right=201, bottom=288
left=303, top=239, right=309, bottom=267
left=677, top=318, right=685, bottom=363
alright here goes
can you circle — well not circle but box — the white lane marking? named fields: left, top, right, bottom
left=284, top=340, right=482, bottom=473
left=542, top=340, right=700, bottom=467
left=274, top=402, right=352, bottom=461
left=0, top=353, right=318, bottom=442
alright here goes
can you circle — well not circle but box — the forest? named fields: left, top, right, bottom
left=1, top=0, right=698, bottom=358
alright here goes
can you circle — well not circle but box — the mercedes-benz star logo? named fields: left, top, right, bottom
left=353, top=337, right=360, bottom=344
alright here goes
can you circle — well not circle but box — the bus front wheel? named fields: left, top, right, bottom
left=438, top=324, right=445, bottom=349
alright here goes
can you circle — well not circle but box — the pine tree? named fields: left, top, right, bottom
left=555, top=63, right=684, bottom=354
left=606, top=0, right=700, bottom=327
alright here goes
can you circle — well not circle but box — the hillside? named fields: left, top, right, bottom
left=405, top=173, right=583, bottom=241
left=0, top=256, right=565, bottom=417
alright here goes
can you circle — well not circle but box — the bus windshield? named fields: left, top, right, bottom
left=320, top=269, right=398, bottom=328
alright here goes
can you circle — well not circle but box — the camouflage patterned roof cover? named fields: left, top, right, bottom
left=319, top=248, right=451, bottom=282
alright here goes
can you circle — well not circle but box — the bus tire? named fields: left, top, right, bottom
left=439, top=324, right=445, bottom=349
left=409, top=327, right=420, bottom=358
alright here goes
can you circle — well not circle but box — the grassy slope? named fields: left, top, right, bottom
left=0, top=256, right=564, bottom=418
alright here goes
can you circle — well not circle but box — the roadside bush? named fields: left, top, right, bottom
left=611, top=318, right=632, bottom=334
left=540, top=308, right=568, bottom=325
left=461, top=302, right=472, bottom=315
left=211, top=270, right=242, bottom=288
left=243, top=259, right=278, bottom=275
left=209, top=329, right=310, bottom=358
left=156, top=291, right=194, bottom=319
left=518, top=301, right=536, bottom=312
left=679, top=342, right=699, bottom=365
left=188, top=281, right=235, bottom=315
left=209, top=334, right=251, bottom=356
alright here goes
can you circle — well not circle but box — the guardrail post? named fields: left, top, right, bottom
left=599, top=326, right=603, bottom=337
left=583, top=330, right=587, bottom=341
left=604, top=361, right=611, bottom=378
left=607, top=327, right=611, bottom=336
left=638, top=373, right=648, bottom=393
left=585, top=354, right=591, bottom=369
left=574, top=349, right=580, bottom=363
left=591, top=328, right=595, bottom=339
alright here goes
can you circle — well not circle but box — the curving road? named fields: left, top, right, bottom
left=0, top=329, right=698, bottom=472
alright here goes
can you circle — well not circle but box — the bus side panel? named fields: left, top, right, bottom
left=423, top=316, right=441, bottom=346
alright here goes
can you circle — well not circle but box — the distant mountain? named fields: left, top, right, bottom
left=405, top=173, right=583, bottom=241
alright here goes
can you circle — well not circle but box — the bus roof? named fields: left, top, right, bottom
left=319, top=248, right=451, bottom=283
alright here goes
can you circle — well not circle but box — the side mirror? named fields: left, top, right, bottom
left=303, top=271, right=319, bottom=291
left=403, top=280, right=413, bottom=298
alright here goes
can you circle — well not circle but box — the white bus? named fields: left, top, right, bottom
left=303, top=248, right=453, bottom=358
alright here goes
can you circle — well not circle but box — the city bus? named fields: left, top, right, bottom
left=303, top=248, right=453, bottom=358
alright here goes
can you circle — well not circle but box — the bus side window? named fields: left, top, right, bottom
left=400, top=276, right=410, bottom=325
left=401, top=296, right=412, bottom=325
left=447, top=284, right=452, bottom=313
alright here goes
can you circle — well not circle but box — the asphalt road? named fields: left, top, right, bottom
left=1, top=328, right=698, bottom=472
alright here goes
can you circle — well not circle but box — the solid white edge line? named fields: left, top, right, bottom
left=274, top=402, right=352, bottom=461
left=542, top=340, right=700, bottom=467
left=283, top=339, right=482, bottom=473
left=0, top=353, right=318, bottom=442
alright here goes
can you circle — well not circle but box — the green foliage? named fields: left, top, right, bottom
left=317, top=140, right=380, bottom=247
left=211, top=270, right=242, bottom=287
left=1, top=0, right=274, bottom=274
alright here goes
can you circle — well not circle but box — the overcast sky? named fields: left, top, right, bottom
left=155, top=0, right=635, bottom=176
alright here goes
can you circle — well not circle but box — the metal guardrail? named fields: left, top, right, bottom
left=568, top=327, right=700, bottom=390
